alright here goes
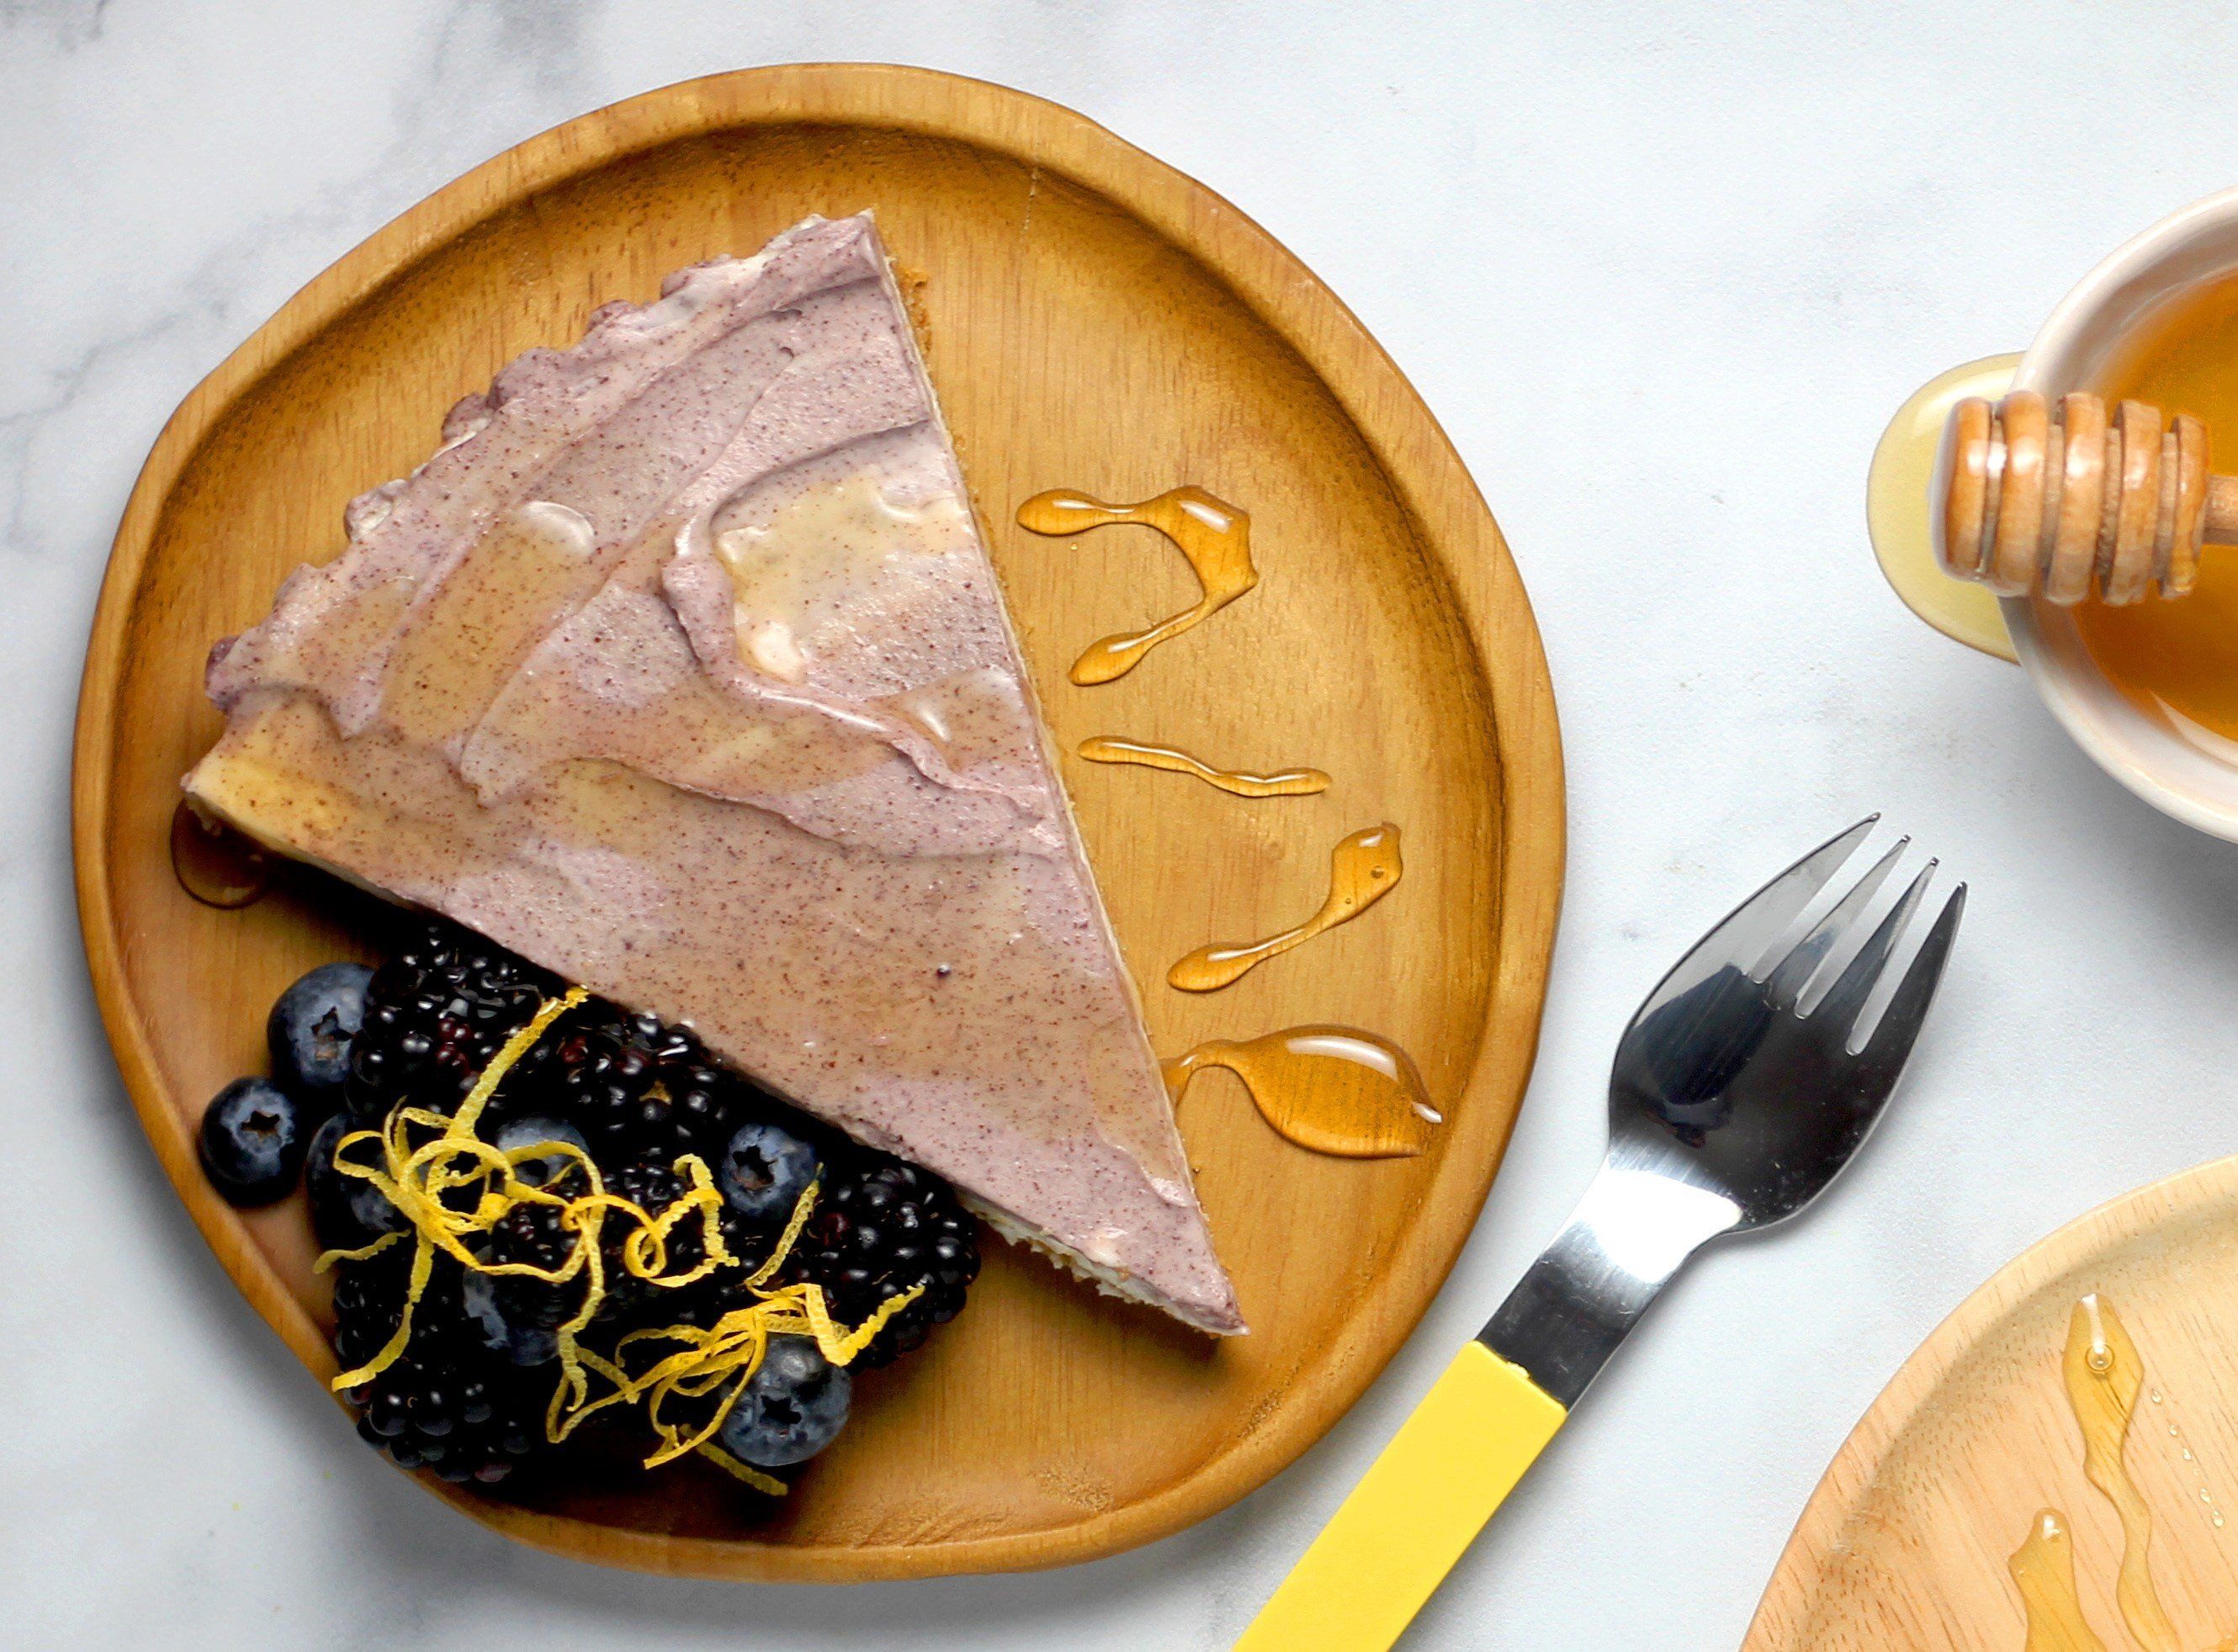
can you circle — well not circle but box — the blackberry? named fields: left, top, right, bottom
left=344, top=1344, right=547, bottom=1484
left=790, top=1152, right=979, bottom=1367
left=485, top=1199, right=575, bottom=1278
left=515, top=1009, right=660, bottom=1152
left=518, top=1008, right=760, bottom=1162
left=331, top=1248, right=549, bottom=1482
left=592, top=1158, right=702, bottom=1324
left=658, top=1046, right=756, bottom=1154
left=331, top=1245, right=456, bottom=1372
left=344, top=921, right=554, bottom=1119
left=605, top=1158, right=687, bottom=1227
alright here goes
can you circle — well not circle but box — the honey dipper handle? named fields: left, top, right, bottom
left=2212, top=474, right=2238, bottom=543
left=1934, top=390, right=2219, bottom=604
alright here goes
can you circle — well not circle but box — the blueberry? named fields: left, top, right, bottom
left=460, top=1269, right=559, bottom=1367
left=717, top=1336, right=851, bottom=1467
left=305, top=1111, right=407, bottom=1249
left=716, top=1121, right=818, bottom=1223
left=492, top=1115, right=589, bottom=1190
left=198, top=1078, right=305, bottom=1206
left=268, top=962, right=374, bottom=1109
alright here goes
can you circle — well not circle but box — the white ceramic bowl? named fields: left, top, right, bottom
left=1878, top=184, right=2238, bottom=840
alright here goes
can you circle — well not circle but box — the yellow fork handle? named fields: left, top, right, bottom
left=1234, top=1342, right=1568, bottom=1652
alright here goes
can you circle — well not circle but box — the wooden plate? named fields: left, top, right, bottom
left=1743, top=1155, right=2238, bottom=1649
left=72, top=65, right=1562, bottom=1581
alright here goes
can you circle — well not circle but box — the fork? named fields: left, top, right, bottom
left=1233, top=818, right=1964, bottom=1652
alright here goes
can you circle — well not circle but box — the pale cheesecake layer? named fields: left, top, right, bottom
left=188, top=213, right=1243, bottom=1335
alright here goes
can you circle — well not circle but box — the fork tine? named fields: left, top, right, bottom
left=1762, top=838, right=1908, bottom=1008
left=1637, top=818, right=1877, bottom=1021
left=1855, top=883, right=1966, bottom=1067
left=1812, top=859, right=1935, bottom=1036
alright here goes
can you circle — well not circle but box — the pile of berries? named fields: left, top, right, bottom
left=197, top=919, right=981, bottom=1490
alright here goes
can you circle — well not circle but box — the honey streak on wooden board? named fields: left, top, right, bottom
left=2072, top=278, right=2238, bottom=746
left=1014, top=486, right=1257, bottom=684
left=1164, top=1026, right=1439, bottom=1159
left=2008, top=1296, right=2213, bottom=1652
left=169, top=797, right=270, bottom=908
left=2065, top=1295, right=2182, bottom=1651
left=1075, top=736, right=1330, bottom=798
left=1169, top=824, right=1402, bottom=992
left=2010, top=1510, right=2106, bottom=1652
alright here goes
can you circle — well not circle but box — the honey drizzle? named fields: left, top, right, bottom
left=1077, top=736, right=1329, bottom=798
left=169, top=797, right=270, bottom=908
left=1167, top=823, right=1401, bottom=992
left=2069, top=1295, right=2182, bottom=1650
left=1015, top=486, right=1257, bottom=684
left=1163, top=1025, right=1440, bottom=1158
left=2010, top=1509, right=2108, bottom=1652
left=2151, top=1386, right=2229, bottom=1531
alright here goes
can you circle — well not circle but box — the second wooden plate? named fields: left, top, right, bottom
left=1745, top=1154, right=2238, bottom=1649
left=72, top=65, right=1563, bottom=1579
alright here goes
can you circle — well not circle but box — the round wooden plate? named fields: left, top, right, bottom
left=71, top=65, right=1562, bottom=1581
left=1744, top=1154, right=2238, bottom=1649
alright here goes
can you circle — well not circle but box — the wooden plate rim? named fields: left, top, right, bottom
left=71, top=62, right=1566, bottom=1581
left=1740, top=1152, right=2238, bottom=1647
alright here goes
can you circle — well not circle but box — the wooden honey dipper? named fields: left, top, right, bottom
left=1936, top=390, right=2238, bottom=603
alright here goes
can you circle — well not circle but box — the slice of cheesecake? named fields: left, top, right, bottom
left=188, top=213, right=1243, bottom=1336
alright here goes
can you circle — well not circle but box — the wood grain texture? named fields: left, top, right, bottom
left=1744, top=1155, right=2238, bottom=1649
left=71, top=65, right=1563, bottom=1581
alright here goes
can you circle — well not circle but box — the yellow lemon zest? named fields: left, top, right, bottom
left=542, top=1175, right=922, bottom=1476
left=622, top=1154, right=729, bottom=1288
left=696, top=1443, right=788, bottom=1497
left=554, top=1271, right=924, bottom=1469
left=310, top=984, right=925, bottom=1498
left=746, top=1168, right=821, bottom=1291
left=317, top=1230, right=406, bottom=1267
left=543, top=1185, right=830, bottom=1443
left=318, top=988, right=589, bottom=1386
left=316, top=987, right=743, bottom=1388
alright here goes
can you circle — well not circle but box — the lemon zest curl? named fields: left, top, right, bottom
left=313, top=985, right=921, bottom=1494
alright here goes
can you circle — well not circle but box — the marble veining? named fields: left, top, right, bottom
left=13, top=7, right=2238, bottom=1651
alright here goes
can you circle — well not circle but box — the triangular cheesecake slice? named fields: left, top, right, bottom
left=187, top=214, right=1243, bottom=1335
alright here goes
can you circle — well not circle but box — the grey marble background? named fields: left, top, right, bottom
left=12, top=3, right=2238, bottom=1647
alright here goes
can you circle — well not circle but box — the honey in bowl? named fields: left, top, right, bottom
left=2069, top=278, right=2238, bottom=747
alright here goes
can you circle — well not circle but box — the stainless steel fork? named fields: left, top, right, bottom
left=1235, top=818, right=1963, bottom=1652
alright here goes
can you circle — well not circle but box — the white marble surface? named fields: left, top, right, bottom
left=13, top=3, right=2238, bottom=1646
